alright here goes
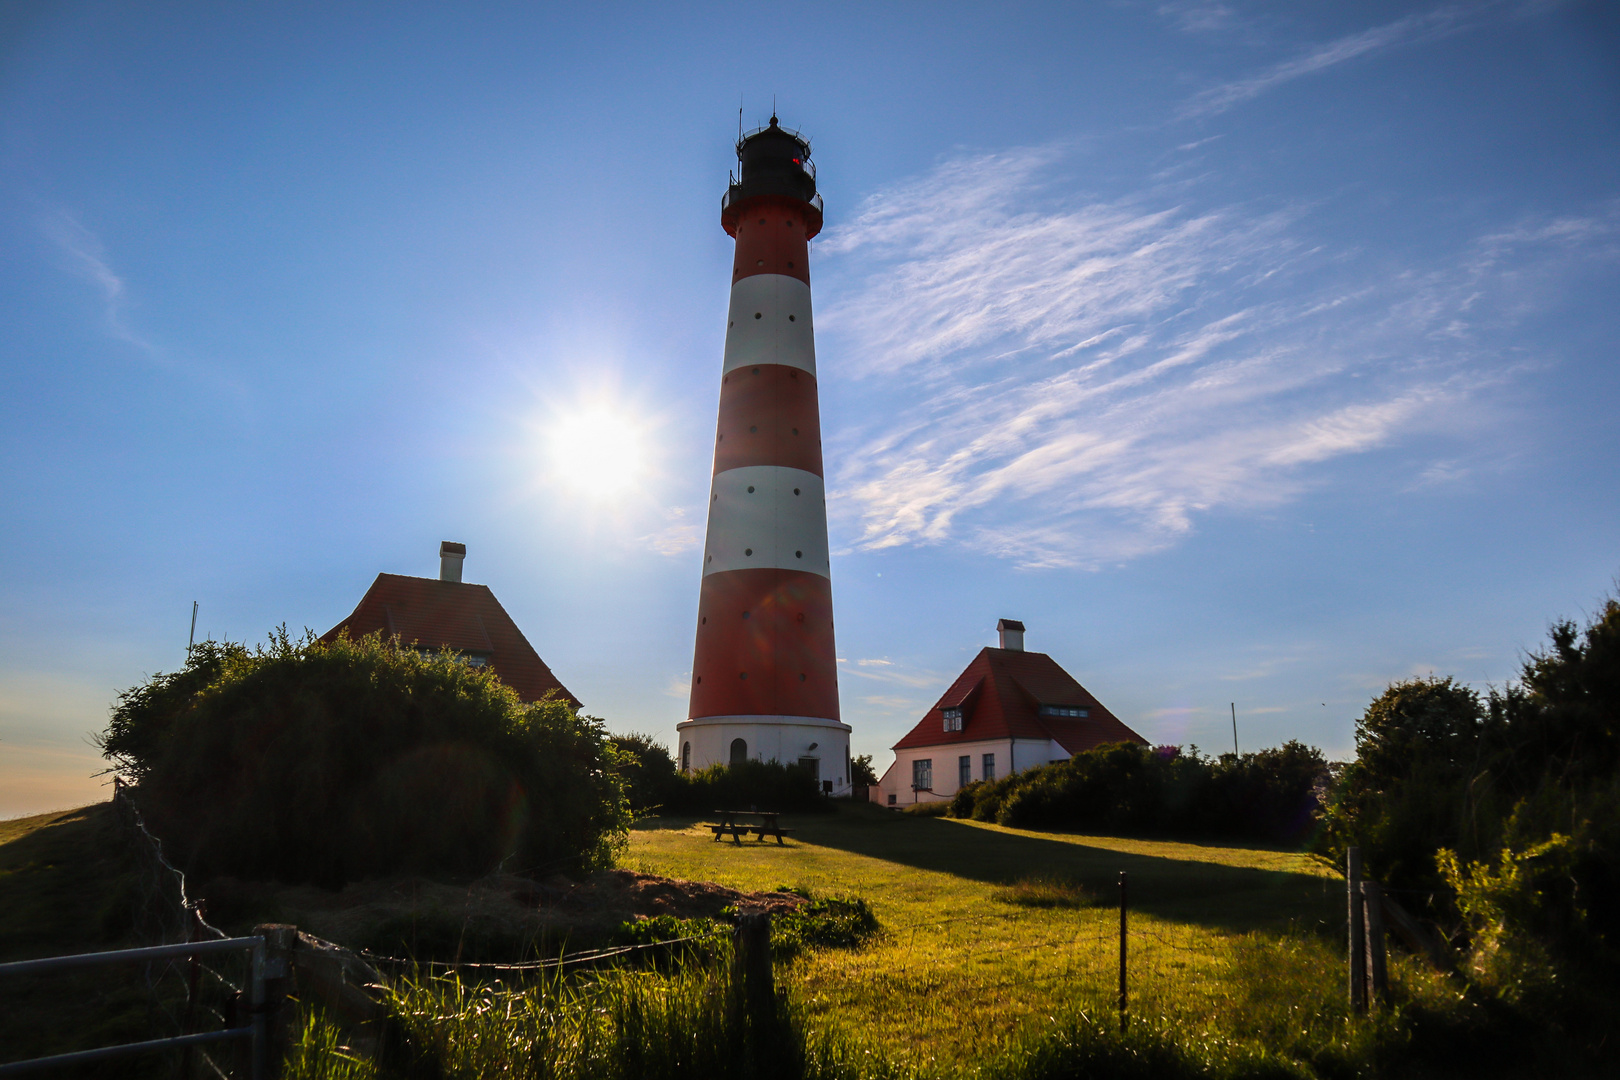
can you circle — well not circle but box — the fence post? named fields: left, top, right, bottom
left=179, top=902, right=204, bottom=1078
left=731, top=913, right=774, bottom=1015
left=1347, top=847, right=1366, bottom=1013
left=249, top=937, right=267, bottom=1080
left=1118, top=870, right=1128, bottom=1033
left=253, top=925, right=297, bottom=1079
left=1361, top=881, right=1389, bottom=1004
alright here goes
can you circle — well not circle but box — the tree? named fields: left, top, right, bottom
left=1318, top=595, right=1620, bottom=992
left=850, top=753, right=879, bottom=787
left=1315, top=676, right=1492, bottom=894
left=610, top=733, right=681, bottom=812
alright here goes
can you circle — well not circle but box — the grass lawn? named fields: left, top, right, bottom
left=624, top=802, right=1374, bottom=1069
left=0, top=802, right=186, bottom=1075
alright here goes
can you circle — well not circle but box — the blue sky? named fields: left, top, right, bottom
left=3, top=1, right=1617, bottom=816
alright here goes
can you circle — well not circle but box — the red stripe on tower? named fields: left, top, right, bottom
left=677, top=116, right=850, bottom=792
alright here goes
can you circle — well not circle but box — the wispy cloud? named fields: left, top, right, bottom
left=641, top=506, right=702, bottom=556
left=816, top=150, right=1609, bottom=569
left=1158, top=3, right=1236, bottom=35
left=38, top=210, right=156, bottom=352
left=837, top=656, right=949, bottom=691
left=1178, top=7, right=1465, bottom=118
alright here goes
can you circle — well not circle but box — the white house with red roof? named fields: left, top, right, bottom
left=873, top=620, right=1147, bottom=806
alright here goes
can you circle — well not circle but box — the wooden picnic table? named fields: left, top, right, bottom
left=707, top=810, right=795, bottom=846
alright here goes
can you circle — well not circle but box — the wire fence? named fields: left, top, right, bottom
left=108, top=781, right=251, bottom=1079
left=863, top=872, right=1353, bottom=1029
left=357, top=935, right=714, bottom=976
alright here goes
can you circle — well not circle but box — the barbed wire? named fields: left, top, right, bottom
left=111, top=781, right=248, bottom=1078
left=359, top=933, right=714, bottom=974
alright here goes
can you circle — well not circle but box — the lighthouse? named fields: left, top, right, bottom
left=677, top=116, right=850, bottom=794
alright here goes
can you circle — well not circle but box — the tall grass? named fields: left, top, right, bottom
left=989, top=875, right=1094, bottom=908
left=287, top=933, right=1599, bottom=1080
left=370, top=957, right=892, bottom=1080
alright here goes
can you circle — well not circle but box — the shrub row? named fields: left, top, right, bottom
left=949, top=740, right=1329, bottom=843
left=609, top=736, right=831, bottom=815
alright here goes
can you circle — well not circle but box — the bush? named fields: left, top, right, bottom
left=605, top=740, right=831, bottom=816
left=1312, top=676, right=1493, bottom=898
left=661, top=759, right=829, bottom=815
left=949, top=741, right=1328, bottom=842
left=769, top=895, right=881, bottom=960
left=609, top=733, right=682, bottom=813
left=1315, top=593, right=1620, bottom=1019
left=99, top=629, right=631, bottom=886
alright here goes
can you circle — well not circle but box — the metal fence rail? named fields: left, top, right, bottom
left=0, top=936, right=266, bottom=1078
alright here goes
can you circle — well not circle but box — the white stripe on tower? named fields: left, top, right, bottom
left=722, top=275, right=816, bottom=376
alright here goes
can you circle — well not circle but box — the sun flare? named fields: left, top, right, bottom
left=548, top=407, right=645, bottom=498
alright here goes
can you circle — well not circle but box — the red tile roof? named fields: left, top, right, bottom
left=892, top=647, right=1145, bottom=755
left=320, top=573, right=578, bottom=707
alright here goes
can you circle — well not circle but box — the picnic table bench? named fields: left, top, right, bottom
left=708, top=810, right=796, bottom=845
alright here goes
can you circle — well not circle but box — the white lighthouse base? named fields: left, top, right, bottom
left=676, top=715, right=853, bottom=796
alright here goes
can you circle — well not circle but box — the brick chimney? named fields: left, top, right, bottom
left=997, top=618, right=1025, bottom=651
left=439, top=541, right=466, bottom=583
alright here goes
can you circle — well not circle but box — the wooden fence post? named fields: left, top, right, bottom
left=1347, top=848, right=1366, bottom=1013
left=731, top=913, right=774, bottom=1017
left=254, top=924, right=297, bottom=1079
left=1118, top=871, right=1128, bottom=1033
left=1361, top=881, right=1389, bottom=1005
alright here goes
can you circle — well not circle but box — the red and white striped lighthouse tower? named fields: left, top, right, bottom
left=677, top=116, right=850, bottom=793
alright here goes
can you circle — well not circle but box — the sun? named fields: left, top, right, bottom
left=548, top=406, right=645, bottom=498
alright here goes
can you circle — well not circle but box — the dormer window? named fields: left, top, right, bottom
left=416, top=646, right=491, bottom=669
left=942, top=707, right=964, bottom=732
left=1039, top=705, right=1090, bottom=718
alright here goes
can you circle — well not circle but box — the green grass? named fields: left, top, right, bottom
left=0, top=802, right=198, bottom=1076
left=989, top=875, right=1095, bottom=909
left=622, top=803, right=1406, bottom=1073
left=8, top=802, right=1587, bottom=1077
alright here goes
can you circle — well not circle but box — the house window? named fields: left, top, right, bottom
left=982, top=753, right=996, bottom=782
left=799, top=756, right=819, bottom=780
left=416, top=647, right=490, bottom=668
left=1038, top=705, right=1090, bottom=718
left=958, top=755, right=971, bottom=788
left=730, top=738, right=748, bottom=766
left=682, top=742, right=691, bottom=773
left=888, top=793, right=897, bottom=805
left=911, top=758, right=932, bottom=791
left=942, top=707, right=963, bottom=732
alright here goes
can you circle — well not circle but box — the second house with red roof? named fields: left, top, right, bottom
left=873, top=619, right=1147, bottom=807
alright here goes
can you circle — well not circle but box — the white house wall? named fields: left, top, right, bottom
left=872, top=738, right=1073, bottom=807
